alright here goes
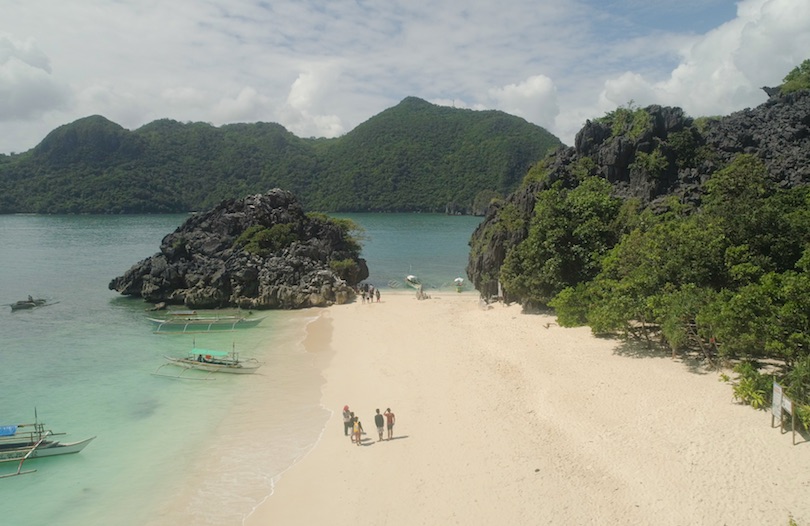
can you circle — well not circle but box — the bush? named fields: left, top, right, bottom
left=329, top=258, right=362, bottom=283
left=235, top=223, right=297, bottom=256
left=726, top=361, right=773, bottom=410
left=781, top=59, right=810, bottom=94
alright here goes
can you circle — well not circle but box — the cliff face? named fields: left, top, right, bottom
left=467, top=90, right=810, bottom=298
left=109, top=189, right=368, bottom=309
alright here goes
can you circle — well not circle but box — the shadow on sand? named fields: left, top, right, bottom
left=355, top=435, right=410, bottom=446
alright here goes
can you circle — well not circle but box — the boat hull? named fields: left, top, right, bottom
left=0, top=436, right=95, bottom=461
left=163, top=357, right=261, bottom=374
left=148, top=316, right=264, bottom=334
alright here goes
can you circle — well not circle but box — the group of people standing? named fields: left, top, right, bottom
left=359, top=283, right=380, bottom=304
left=343, top=405, right=395, bottom=445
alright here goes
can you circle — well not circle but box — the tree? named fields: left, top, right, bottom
left=500, top=177, right=623, bottom=305
left=781, top=58, right=810, bottom=93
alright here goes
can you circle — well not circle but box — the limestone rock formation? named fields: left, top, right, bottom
left=110, top=189, right=367, bottom=309
left=468, top=90, right=810, bottom=298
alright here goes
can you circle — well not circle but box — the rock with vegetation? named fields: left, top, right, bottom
left=468, top=61, right=810, bottom=424
left=469, top=87, right=810, bottom=300
left=109, top=189, right=368, bottom=309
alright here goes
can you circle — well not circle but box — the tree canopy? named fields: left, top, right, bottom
left=0, top=98, right=562, bottom=214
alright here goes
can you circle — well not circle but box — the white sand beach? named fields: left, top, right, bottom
left=245, top=292, right=810, bottom=525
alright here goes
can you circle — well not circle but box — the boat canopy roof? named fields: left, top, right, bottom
left=0, top=425, right=18, bottom=437
left=190, top=348, right=230, bottom=357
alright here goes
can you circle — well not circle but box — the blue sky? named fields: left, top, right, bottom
left=1, top=0, right=808, bottom=154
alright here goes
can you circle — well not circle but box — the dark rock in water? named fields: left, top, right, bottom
left=110, top=188, right=367, bottom=309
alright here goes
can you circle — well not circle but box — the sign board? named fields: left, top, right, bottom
left=772, top=382, right=783, bottom=418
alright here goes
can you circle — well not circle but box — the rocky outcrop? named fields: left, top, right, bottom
left=109, top=189, right=368, bottom=309
left=468, top=90, right=810, bottom=298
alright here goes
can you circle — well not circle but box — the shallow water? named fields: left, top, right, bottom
left=0, top=213, right=480, bottom=524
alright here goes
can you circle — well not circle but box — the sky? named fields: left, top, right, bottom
left=1, top=0, right=809, bottom=154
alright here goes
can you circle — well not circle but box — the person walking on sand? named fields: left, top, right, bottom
left=349, top=412, right=356, bottom=442
left=343, top=405, right=352, bottom=437
left=353, top=416, right=364, bottom=446
left=374, top=409, right=385, bottom=441
left=375, top=288, right=380, bottom=302
left=384, top=408, right=395, bottom=440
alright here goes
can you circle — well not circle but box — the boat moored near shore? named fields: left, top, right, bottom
left=0, top=416, right=95, bottom=478
left=147, top=310, right=264, bottom=334
left=153, top=345, right=262, bottom=379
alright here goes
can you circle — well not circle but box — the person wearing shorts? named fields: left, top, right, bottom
left=384, top=408, right=395, bottom=440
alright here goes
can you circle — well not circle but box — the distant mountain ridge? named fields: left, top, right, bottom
left=0, top=97, right=562, bottom=214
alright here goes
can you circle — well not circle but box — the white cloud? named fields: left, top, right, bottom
left=212, top=86, right=271, bottom=123
left=0, top=0, right=808, bottom=152
left=595, top=0, right=810, bottom=118
left=161, top=87, right=208, bottom=108
left=0, top=35, right=69, bottom=121
left=280, top=68, right=345, bottom=138
left=489, top=75, right=559, bottom=129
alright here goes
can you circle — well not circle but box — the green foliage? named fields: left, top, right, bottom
left=692, top=115, right=722, bottom=134
left=235, top=223, right=297, bottom=256
left=469, top=202, right=528, bottom=261
left=0, top=98, right=563, bottom=214
left=549, top=284, right=590, bottom=327
left=599, top=101, right=652, bottom=139
left=727, top=361, right=772, bottom=409
left=471, top=189, right=502, bottom=215
left=796, top=404, right=810, bottom=432
left=668, top=129, right=703, bottom=169
left=781, top=59, right=810, bottom=94
left=329, top=258, right=363, bottom=283
left=785, top=354, right=810, bottom=407
left=521, top=160, right=551, bottom=187
left=500, top=177, right=623, bottom=305
left=571, top=156, right=597, bottom=181
left=630, top=148, right=669, bottom=179
left=308, top=213, right=365, bottom=255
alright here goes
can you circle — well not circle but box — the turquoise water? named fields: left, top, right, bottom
left=336, top=213, right=480, bottom=291
left=0, top=213, right=480, bottom=525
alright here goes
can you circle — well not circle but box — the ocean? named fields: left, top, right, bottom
left=0, top=212, right=481, bottom=525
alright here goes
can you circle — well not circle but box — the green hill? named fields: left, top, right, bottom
left=0, top=97, right=562, bottom=214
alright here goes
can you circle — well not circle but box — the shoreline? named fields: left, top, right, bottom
left=245, top=293, right=810, bottom=525
left=244, top=310, right=337, bottom=521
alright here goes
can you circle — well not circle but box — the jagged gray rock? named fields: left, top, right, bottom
left=468, top=90, right=810, bottom=298
left=109, top=188, right=368, bottom=309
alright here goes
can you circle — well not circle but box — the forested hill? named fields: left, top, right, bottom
left=0, top=97, right=562, bottom=214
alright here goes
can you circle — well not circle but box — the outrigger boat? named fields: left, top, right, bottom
left=10, top=296, right=48, bottom=311
left=153, top=345, right=262, bottom=379
left=406, top=275, right=430, bottom=300
left=147, top=310, right=264, bottom=334
left=405, top=275, right=421, bottom=289
left=0, top=415, right=95, bottom=478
